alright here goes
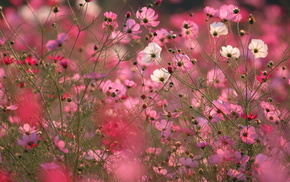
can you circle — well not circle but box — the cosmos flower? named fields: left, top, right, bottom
left=210, top=22, right=228, bottom=37
left=45, top=33, right=66, bottom=51
left=240, top=126, right=258, bottom=144
left=248, top=39, right=268, bottom=58
left=140, top=42, right=162, bottom=64
left=150, top=68, right=170, bottom=83
left=220, top=45, right=240, bottom=59
left=136, top=7, right=160, bottom=27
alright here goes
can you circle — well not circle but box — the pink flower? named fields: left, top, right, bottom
left=204, top=6, right=218, bottom=17
left=209, top=149, right=234, bottom=164
left=100, top=80, right=127, bottom=100
left=19, top=124, right=37, bottom=135
left=172, top=54, right=193, bottom=73
left=179, top=157, right=198, bottom=168
left=54, top=136, right=69, bottom=153
left=240, top=126, right=258, bottom=144
left=123, top=19, right=141, bottom=39
left=123, top=79, right=137, bottom=88
left=181, top=20, right=199, bottom=37
left=0, top=104, right=18, bottom=112
left=17, top=132, right=40, bottom=149
left=102, top=12, right=118, bottom=31
left=0, top=37, right=6, bottom=46
left=227, top=169, right=246, bottom=181
left=196, top=141, right=209, bottom=149
left=218, top=4, right=242, bottom=22
left=45, top=33, right=66, bottom=51
left=207, top=69, right=226, bottom=88
left=256, top=71, right=272, bottom=83
left=241, top=113, right=258, bottom=121
left=136, top=7, right=160, bottom=27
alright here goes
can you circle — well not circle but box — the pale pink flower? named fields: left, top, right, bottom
left=54, top=136, right=69, bottom=153
left=45, top=33, right=66, bottom=51
left=153, top=166, right=167, bottom=175
left=181, top=20, right=199, bottom=37
left=173, top=54, right=193, bottom=73
left=146, top=147, right=162, bottom=155
left=179, top=158, right=198, bottom=168
left=100, top=80, right=127, bottom=100
left=218, top=4, right=242, bottom=22
left=152, top=28, right=170, bottom=46
left=240, top=126, right=258, bottom=144
left=0, top=104, right=18, bottom=112
left=123, top=79, right=137, bottom=88
left=209, top=149, right=234, bottom=164
left=123, top=19, right=141, bottom=39
left=207, top=69, right=226, bottom=88
left=136, top=7, right=160, bottom=27
left=19, top=124, right=38, bottom=135
left=204, top=6, right=218, bottom=17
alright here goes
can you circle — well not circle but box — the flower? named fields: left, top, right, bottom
left=207, top=69, right=226, bottom=88
left=54, top=136, right=69, bottom=153
left=136, top=7, right=159, bottom=27
left=240, top=126, right=258, bottom=144
left=218, top=4, right=242, bottom=22
left=45, top=33, right=66, bottom=51
left=123, top=19, right=141, bottom=39
left=248, top=39, right=268, bottom=58
left=256, top=71, right=272, bottom=83
left=140, top=42, right=162, bottom=64
left=150, top=68, right=170, bottom=83
left=210, top=22, right=228, bottom=37
left=19, top=124, right=37, bottom=135
left=17, top=132, right=40, bottom=149
left=241, top=113, right=258, bottom=121
left=181, top=20, right=199, bottom=37
left=102, top=12, right=118, bottom=31
left=220, top=45, right=240, bottom=59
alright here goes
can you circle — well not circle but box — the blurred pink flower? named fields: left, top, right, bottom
left=240, top=126, right=258, bottom=144
left=17, top=132, right=40, bottom=149
left=102, top=12, right=118, bottom=31
left=45, top=33, right=66, bottom=51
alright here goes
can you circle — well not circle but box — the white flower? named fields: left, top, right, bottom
left=248, top=39, right=268, bottom=58
left=150, top=68, right=170, bottom=83
left=140, top=42, right=162, bottom=64
left=220, top=45, right=240, bottom=59
left=210, top=22, right=228, bottom=37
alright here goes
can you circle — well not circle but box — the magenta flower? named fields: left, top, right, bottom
left=45, top=33, right=66, bottom=51
left=241, top=113, right=258, bottom=121
left=240, top=126, right=258, bottom=144
left=256, top=71, right=272, bottom=83
left=136, top=7, right=160, bottom=27
left=123, top=19, right=141, bottom=39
